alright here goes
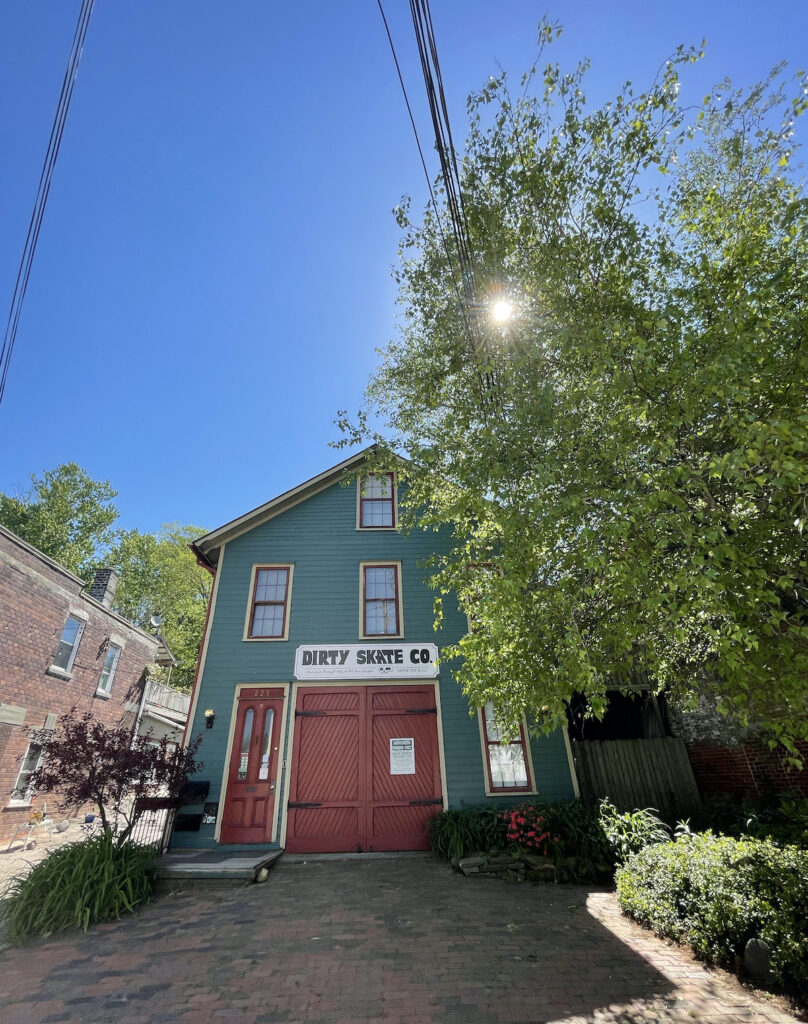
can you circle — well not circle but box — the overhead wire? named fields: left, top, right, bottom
left=0, top=0, right=96, bottom=408
left=378, top=0, right=501, bottom=420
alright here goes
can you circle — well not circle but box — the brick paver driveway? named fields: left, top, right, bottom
left=0, top=856, right=801, bottom=1024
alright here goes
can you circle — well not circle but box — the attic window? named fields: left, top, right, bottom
left=359, top=473, right=396, bottom=529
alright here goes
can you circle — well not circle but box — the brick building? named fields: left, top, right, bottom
left=0, top=524, right=174, bottom=844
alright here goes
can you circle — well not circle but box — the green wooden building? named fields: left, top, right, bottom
left=173, top=449, right=577, bottom=853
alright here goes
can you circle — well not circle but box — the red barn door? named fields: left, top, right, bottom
left=286, top=684, right=442, bottom=853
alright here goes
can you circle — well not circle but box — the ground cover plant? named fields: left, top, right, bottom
left=616, top=833, right=808, bottom=991
left=1, top=832, right=157, bottom=943
left=429, top=797, right=671, bottom=879
left=427, top=804, right=506, bottom=860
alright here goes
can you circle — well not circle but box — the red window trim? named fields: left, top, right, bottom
left=362, top=563, right=401, bottom=637
left=359, top=472, right=396, bottom=529
left=480, top=704, right=533, bottom=794
left=248, top=565, right=291, bottom=639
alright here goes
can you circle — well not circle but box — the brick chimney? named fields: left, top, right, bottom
left=88, top=567, right=119, bottom=608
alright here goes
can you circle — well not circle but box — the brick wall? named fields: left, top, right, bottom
left=667, top=690, right=808, bottom=800
left=686, top=739, right=808, bottom=800
left=0, top=528, right=160, bottom=843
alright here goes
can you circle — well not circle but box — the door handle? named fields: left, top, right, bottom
left=270, top=782, right=276, bottom=791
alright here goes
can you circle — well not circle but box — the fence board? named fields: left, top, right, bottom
left=572, top=737, right=701, bottom=821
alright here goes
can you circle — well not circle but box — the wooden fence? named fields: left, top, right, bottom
left=572, top=737, right=701, bottom=822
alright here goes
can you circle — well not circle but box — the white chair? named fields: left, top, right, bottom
left=5, top=803, right=55, bottom=851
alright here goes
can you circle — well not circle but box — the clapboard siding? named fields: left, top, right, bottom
left=174, top=475, right=575, bottom=849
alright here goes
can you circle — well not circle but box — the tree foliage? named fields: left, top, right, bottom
left=341, top=28, right=808, bottom=753
left=0, top=462, right=118, bottom=576
left=29, top=708, right=202, bottom=846
left=102, top=524, right=211, bottom=691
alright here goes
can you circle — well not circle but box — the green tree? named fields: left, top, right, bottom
left=342, top=31, right=808, bottom=755
left=0, top=463, right=118, bottom=575
left=104, top=524, right=211, bottom=691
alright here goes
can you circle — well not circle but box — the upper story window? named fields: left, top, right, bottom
left=358, top=473, right=396, bottom=529
left=245, top=565, right=293, bottom=641
left=361, top=562, right=402, bottom=637
left=479, top=702, right=534, bottom=794
left=51, top=615, right=85, bottom=675
left=96, top=642, right=122, bottom=696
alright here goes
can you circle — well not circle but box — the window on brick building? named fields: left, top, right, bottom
left=10, top=741, right=45, bottom=805
left=96, top=642, right=122, bottom=696
left=51, top=615, right=85, bottom=674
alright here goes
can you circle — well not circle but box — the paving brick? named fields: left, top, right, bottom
left=0, top=858, right=802, bottom=1023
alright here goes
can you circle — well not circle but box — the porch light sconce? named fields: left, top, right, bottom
left=204, top=708, right=215, bottom=729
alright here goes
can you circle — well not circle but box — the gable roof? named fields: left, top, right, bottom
left=191, top=446, right=401, bottom=569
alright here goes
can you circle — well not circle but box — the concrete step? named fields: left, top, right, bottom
left=156, top=848, right=283, bottom=890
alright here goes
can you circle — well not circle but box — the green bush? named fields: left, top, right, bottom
left=428, top=805, right=507, bottom=860
left=686, top=792, right=808, bottom=848
left=598, top=798, right=671, bottom=864
left=616, top=833, right=808, bottom=988
left=1, top=833, right=157, bottom=943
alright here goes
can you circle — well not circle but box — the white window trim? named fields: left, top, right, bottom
left=96, top=642, right=122, bottom=696
left=477, top=704, right=538, bottom=797
left=356, top=472, right=398, bottom=531
left=9, top=740, right=46, bottom=807
left=49, top=614, right=86, bottom=676
left=242, top=563, right=295, bottom=642
left=359, top=561, right=404, bottom=639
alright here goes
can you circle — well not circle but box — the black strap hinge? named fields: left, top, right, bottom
left=409, top=798, right=443, bottom=806
left=288, top=801, right=322, bottom=808
left=405, top=707, right=437, bottom=715
left=295, top=710, right=327, bottom=717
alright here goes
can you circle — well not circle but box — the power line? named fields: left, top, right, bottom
left=0, top=0, right=96, bottom=408
left=376, top=0, right=500, bottom=419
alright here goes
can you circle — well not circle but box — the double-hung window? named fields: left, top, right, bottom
left=361, top=562, right=402, bottom=637
left=51, top=615, right=85, bottom=674
left=479, top=702, right=534, bottom=794
left=246, top=565, right=293, bottom=640
left=358, top=473, right=396, bottom=529
left=96, top=642, right=122, bottom=696
left=11, top=741, right=45, bottom=804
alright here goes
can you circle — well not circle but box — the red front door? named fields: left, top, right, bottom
left=221, top=687, right=284, bottom=844
left=286, top=685, right=443, bottom=853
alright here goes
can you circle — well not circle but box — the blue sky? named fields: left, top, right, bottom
left=0, top=1, right=805, bottom=535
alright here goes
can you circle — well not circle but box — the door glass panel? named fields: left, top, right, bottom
left=259, top=708, right=274, bottom=779
left=261, top=709, right=274, bottom=759
left=237, top=708, right=254, bottom=780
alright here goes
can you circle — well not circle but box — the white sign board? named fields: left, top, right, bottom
left=390, top=737, right=415, bottom=775
left=294, top=643, right=439, bottom=680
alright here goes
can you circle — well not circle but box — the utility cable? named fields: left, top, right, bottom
left=0, top=0, right=96, bottom=408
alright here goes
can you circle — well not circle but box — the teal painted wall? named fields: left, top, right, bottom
left=173, top=476, right=575, bottom=849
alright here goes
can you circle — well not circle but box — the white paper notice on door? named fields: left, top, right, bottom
left=390, top=737, right=415, bottom=775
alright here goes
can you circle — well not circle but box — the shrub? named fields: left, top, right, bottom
left=29, top=708, right=201, bottom=846
left=1, top=832, right=157, bottom=943
left=616, top=833, right=808, bottom=988
left=428, top=805, right=507, bottom=860
left=598, top=798, right=671, bottom=864
left=686, top=792, right=808, bottom=849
